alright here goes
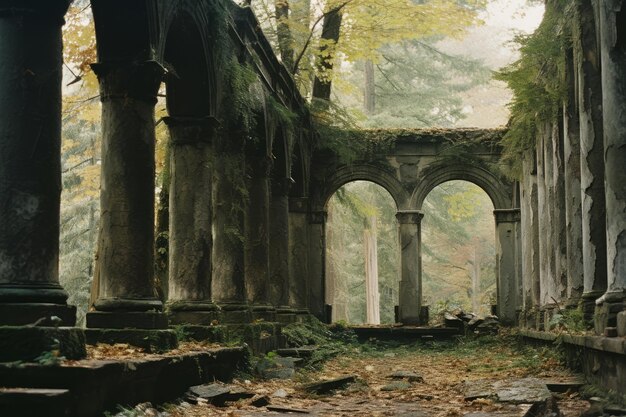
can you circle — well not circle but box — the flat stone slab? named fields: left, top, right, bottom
left=493, top=378, right=552, bottom=404
left=0, top=387, right=71, bottom=416
left=302, top=375, right=357, bottom=394
left=188, top=383, right=254, bottom=406
left=543, top=377, right=584, bottom=393
left=85, top=328, right=178, bottom=353
left=465, top=378, right=552, bottom=404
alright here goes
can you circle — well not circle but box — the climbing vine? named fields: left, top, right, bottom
left=495, top=0, right=575, bottom=179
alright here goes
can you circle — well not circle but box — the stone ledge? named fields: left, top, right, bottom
left=0, top=388, right=71, bottom=417
left=0, top=326, right=86, bottom=362
left=519, top=329, right=626, bottom=355
left=85, top=329, right=178, bottom=353
left=0, top=347, right=247, bottom=417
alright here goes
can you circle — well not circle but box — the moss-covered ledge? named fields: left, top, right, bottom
left=519, top=329, right=626, bottom=397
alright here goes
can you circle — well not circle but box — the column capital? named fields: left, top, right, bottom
left=494, top=209, right=521, bottom=224
left=289, top=197, right=309, bottom=213
left=0, top=0, right=71, bottom=22
left=396, top=210, right=424, bottom=225
left=92, top=60, right=165, bottom=104
left=309, top=210, right=327, bottom=224
left=164, top=116, right=219, bottom=146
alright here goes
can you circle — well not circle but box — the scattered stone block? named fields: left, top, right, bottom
left=464, top=379, right=495, bottom=401
left=272, top=388, right=289, bottom=398
left=276, top=346, right=317, bottom=358
left=544, top=378, right=584, bottom=393
left=388, top=371, right=424, bottom=383
left=604, top=404, right=626, bottom=415
left=604, top=327, right=618, bottom=337
left=302, top=375, right=357, bottom=394
left=250, top=395, right=271, bottom=407
left=187, top=383, right=253, bottom=406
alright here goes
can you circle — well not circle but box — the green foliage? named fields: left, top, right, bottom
left=548, top=307, right=587, bottom=333
left=222, top=57, right=264, bottom=133
left=495, top=0, right=574, bottom=178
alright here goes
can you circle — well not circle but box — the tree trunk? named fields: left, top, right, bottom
left=364, top=216, right=380, bottom=324
left=312, top=7, right=343, bottom=101
left=364, top=60, right=376, bottom=114
left=275, top=0, right=294, bottom=70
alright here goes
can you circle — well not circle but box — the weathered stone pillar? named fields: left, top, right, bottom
left=165, top=117, right=219, bottom=325
left=494, top=209, right=521, bottom=325
left=87, top=61, right=167, bottom=329
left=308, top=211, right=327, bottom=321
left=563, top=52, right=585, bottom=306
left=396, top=211, right=423, bottom=325
left=270, top=178, right=293, bottom=318
left=211, top=135, right=249, bottom=323
left=551, top=122, right=569, bottom=305
left=244, top=154, right=274, bottom=321
left=577, top=0, right=607, bottom=319
left=595, top=0, right=626, bottom=330
left=536, top=125, right=549, bottom=319
left=289, top=198, right=310, bottom=315
left=0, top=0, right=76, bottom=326
left=521, top=152, right=540, bottom=326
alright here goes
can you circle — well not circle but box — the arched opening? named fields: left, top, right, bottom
left=421, top=180, right=496, bottom=321
left=325, top=181, right=399, bottom=324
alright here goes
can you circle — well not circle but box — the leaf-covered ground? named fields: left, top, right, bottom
left=159, top=334, right=590, bottom=417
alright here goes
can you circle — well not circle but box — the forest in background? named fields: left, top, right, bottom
left=58, top=0, right=541, bottom=325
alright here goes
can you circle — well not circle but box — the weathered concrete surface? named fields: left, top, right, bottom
left=396, top=211, right=423, bottom=325
left=270, top=179, right=292, bottom=310
left=563, top=52, right=585, bottom=305
left=0, top=326, right=86, bottom=362
left=90, top=61, right=165, bottom=315
left=520, top=152, right=540, bottom=315
left=576, top=0, right=607, bottom=314
left=596, top=0, right=626, bottom=307
left=308, top=212, right=327, bottom=321
left=0, top=0, right=73, bottom=319
left=551, top=123, right=569, bottom=305
left=244, top=154, right=273, bottom=316
left=167, top=119, right=217, bottom=318
left=289, top=198, right=310, bottom=312
left=211, top=135, right=248, bottom=319
left=494, top=210, right=521, bottom=325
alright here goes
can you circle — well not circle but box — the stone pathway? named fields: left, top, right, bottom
left=123, top=338, right=593, bottom=417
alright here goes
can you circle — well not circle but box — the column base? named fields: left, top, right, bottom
left=218, top=303, right=251, bottom=324
left=166, top=301, right=220, bottom=326
left=86, top=311, right=168, bottom=329
left=0, top=303, right=76, bottom=327
left=250, top=305, right=276, bottom=322
left=594, top=300, right=625, bottom=336
left=0, top=326, right=86, bottom=362
left=85, top=328, right=177, bottom=353
left=276, top=307, right=297, bottom=324
left=581, top=291, right=603, bottom=325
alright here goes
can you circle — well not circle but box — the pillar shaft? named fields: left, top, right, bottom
left=269, top=178, right=292, bottom=310
left=244, top=154, right=273, bottom=312
left=564, top=51, right=585, bottom=305
left=289, top=198, right=310, bottom=312
left=396, top=211, right=423, bottom=325
left=308, top=211, right=326, bottom=321
left=551, top=122, right=569, bottom=303
left=0, top=1, right=75, bottom=325
left=494, top=209, right=521, bottom=325
left=597, top=0, right=626, bottom=304
left=90, top=62, right=164, bottom=314
left=521, top=152, right=540, bottom=313
left=577, top=0, right=607, bottom=305
left=211, top=135, right=248, bottom=319
left=166, top=117, right=217, bottom=316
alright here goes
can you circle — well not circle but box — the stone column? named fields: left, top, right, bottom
left=289, top=198, right=310, bottom=315
left=595, top=0, right=626, bottom=330
left=244, top=154, right=274, bottom=321
left=211, top=135, right=250, bottom=323
left=396, top=211, right=423, bottom=325
left=0, top=0, right=76, bottom=326
left=165, top=117, right=219, bottom=325
left=536, top=125, right=549, bottom=320
left=270, top=178, right=293, bottom=319
left=563, top=52, right=585, bottom=307
left=521, top=152, right=540, bottom=326
left=86, top=61, right=167, bottom=330
left=494, top=209, right=521, bottom=325
left=308, top=211, right=327, bottom=321
left=577, top=0, right=607, bottom=319
left=551, top=122, right=569, bottom=305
